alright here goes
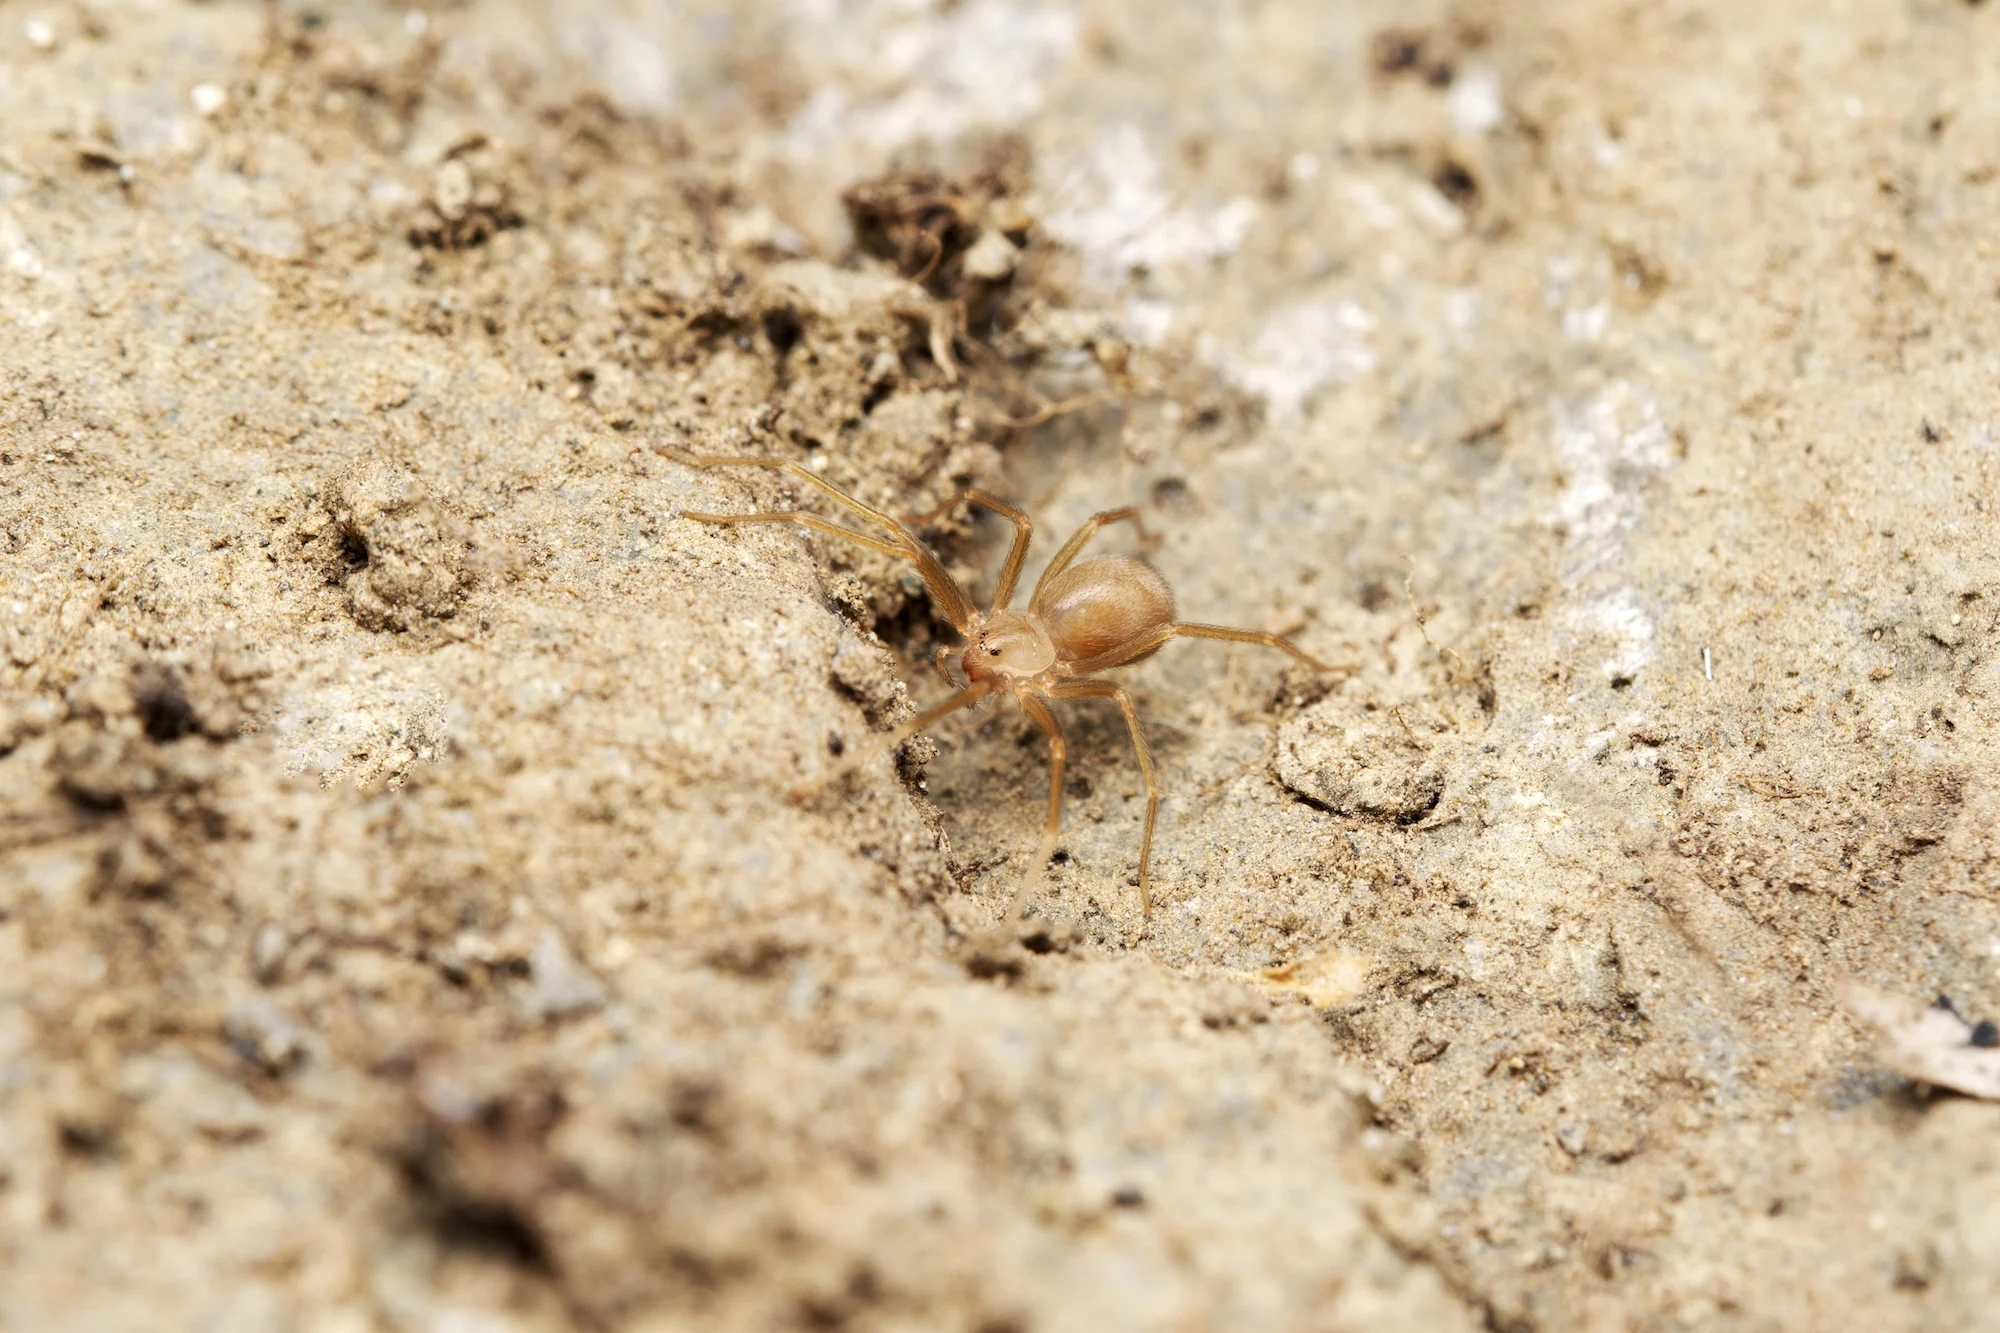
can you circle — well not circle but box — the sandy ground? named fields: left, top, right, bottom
left=3, top=1, right=1999, bottom=1329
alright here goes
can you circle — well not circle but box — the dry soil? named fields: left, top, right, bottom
left=3, top=2, right=1999, bottom=1331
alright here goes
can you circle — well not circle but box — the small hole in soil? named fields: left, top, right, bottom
left=762, top=306, right=803, bottom=357
left=1432, top=159, right=1479, bottom=207
left=426, top=1198, right=552, bottom=1273
left=134, top=667, right=199, bottom=742
left=58, top=1120, right=117, bottom=1160
left=1371, top=29, right=1425, bottom=75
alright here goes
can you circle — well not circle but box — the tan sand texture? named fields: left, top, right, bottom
left=2, top=2, right=1997, bottom=1329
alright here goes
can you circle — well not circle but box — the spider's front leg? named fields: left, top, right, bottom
left=786, top=679, right=1000, bottom=804
left=1000, top=688, right=1070, bottom=927
left=931, top=645, right=966, bottom=689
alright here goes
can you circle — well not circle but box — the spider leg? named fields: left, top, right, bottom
left=1063, top=621, right=1352, bottom=676
left=1030, top=507, right=1152, bottom=604
left=1002, top=691, right=1069, bottom=923
left=659, top=445, right=906, bottom=531
left=907, top=489, right=1035, bottom=609
left=1166, top=621, right=1346, bottom=672
left=658, top=445, right=977, bottom=629
left=1042, top=678, right=1159, bottom=919
left=681, top=510, right=911, bottom=559
left=787, top=679, right=999, bottom=804
left=1015, top=692, right=1068, bottom=844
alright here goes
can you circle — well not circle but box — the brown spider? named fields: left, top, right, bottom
left=658, top=443, right=1342, bottom=919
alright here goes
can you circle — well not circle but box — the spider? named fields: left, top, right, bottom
left=658, top=443, right=1342, bottom=919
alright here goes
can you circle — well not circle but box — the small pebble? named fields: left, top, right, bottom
left=24, top=17, right=55, bottom=50
left=225, top=996, right=309, bottom=1076
left=525, top=928, right=606, bottom=1020
left=433, top=159, right=473, bottom=222
left=250, top=922, right=289, bottom=984
left=961, top=229, right=1019, bottom=282
left=191, top=83, right=228, bottom=118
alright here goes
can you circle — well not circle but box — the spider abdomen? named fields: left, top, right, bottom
left=1037, top=557, right=1175, bottom=663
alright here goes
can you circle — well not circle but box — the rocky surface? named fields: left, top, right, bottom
left=2, top=2, right=1997, bottom=1330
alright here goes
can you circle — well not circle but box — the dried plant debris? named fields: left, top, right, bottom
left=407, top=141, right=528, bottom=251
left=1843, top=985, right=2000, bottom=1101
left=1255, top=951, right=1377, bottom=1009
left=842, top=167, right=1034, bottom=305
